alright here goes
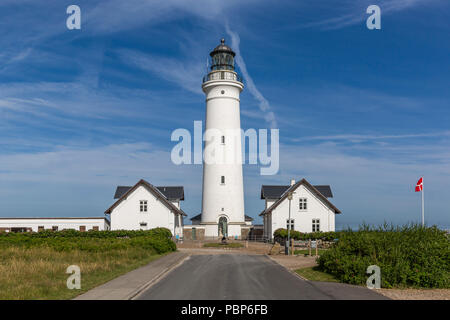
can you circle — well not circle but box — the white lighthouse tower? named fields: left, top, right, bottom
left=200, top=39, right=246, bottom=239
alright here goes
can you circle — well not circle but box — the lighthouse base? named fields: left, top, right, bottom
left=202, top=223, right=246, bottom=239
left=182, top=223, right=252, bottom=240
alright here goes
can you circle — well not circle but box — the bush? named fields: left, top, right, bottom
left=317, top=224, right=450, bottom=288
left=0, top=228, right=176, bottom=254
left=273, top=228, right=339, bottom=242
left=0, top=227, right=173, bottom=239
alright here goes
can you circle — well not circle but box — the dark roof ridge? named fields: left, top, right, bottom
left=259, top=178, right=341, bottom=216
left=106, top=179, right=187, bottom=216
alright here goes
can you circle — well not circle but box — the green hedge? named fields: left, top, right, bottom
left=0, top=228, right=173, bottom=239
left=0, top=228, right=176, bottom=254
left=273, top=228, right=340, bottom=242
left=317, top=224, right=450, bottom=288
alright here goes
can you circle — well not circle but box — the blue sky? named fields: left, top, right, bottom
left=0, top=0, right=449, bottom=229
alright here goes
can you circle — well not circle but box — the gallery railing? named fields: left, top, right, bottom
left=203, top=71, right=243, bottom=83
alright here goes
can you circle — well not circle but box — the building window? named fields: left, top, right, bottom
left=312, top=219, right=320, bottom=232
left=221, top=176, right=225, bottom=184
left=93, top=226, right=99, bottom=231
left=299, top=198, right=307, bottom=211
left=221, top=136, right=225, bottom=144
left=139, top=222, right=147, bottom=230
left=140, top=200, right=148, bottom=212
left=52, top=226, right=58, bottom=232
left=286, top=219, right=295, bottom=231
left=79, top=226, right=86, bottom=232
left=38, top=226, right=44, bottom=232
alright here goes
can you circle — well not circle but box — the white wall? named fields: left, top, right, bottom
left=110, top=185, right=182, bottom=236
left=0, top=218, right=108, bottom=232
left=265, top=184, right=336, bottom=240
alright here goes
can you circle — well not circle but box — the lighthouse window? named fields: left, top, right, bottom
left=221, top=176, right=225, bottom=184
left=221, top=136, right=225, bottom=144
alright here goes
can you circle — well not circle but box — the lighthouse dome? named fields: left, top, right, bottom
left=209, top=38, right=235, bottom=71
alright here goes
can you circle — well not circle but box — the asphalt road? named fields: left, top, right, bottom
left=136, top=254, right=388, bottom=300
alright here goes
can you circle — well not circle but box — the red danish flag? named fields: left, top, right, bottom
left=415, top=177, right=423, bottom=192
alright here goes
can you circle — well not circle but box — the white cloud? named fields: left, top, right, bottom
left=295, top=0, right=438, bottom=30
left=293, top=131, right=450, bottom=143
left=226, top=25, right=278, bottom=129
left=85, top=0, right=261, bottom=34
left=117, top=49, right=204, bottom=95
left=0, top=136, right=449, bottom=227
left=0, top=142, right=199, bottom=184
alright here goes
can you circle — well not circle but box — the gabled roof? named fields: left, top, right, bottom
left=190, top=214, right=254, bottom=222
left=114, top=186, right=184, bottom=200
left=259, top=178, right=341, bottom=216
left=105, top=179, right=187, bottom=216
left=261, top=185, right=333, bottom=199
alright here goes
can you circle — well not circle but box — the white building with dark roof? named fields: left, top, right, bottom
left=260, top=178, right=341, bottom=240
left=105, top=179, right=186, bottom=237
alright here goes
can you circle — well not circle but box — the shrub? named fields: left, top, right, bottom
left=317, top=224, right=450, bottom=288
left=273, top=228, right=339, bottom=242
left=0, top=228, right=176, bottom=254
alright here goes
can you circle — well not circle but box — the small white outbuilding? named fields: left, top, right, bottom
left=260, top=178, right=341, bottom=241
left=105, top=179, right=186, bottom=237
left=0, top=217, right=109, bottom=233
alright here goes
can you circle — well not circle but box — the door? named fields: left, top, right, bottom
left=218, top=217, right=228, bottom=237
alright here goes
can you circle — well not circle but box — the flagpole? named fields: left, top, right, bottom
left=422, top=177, right=425, bottom=227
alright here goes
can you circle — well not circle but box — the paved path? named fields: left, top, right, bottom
left=136, top=254, right=388, bottom=300
left=74, top=252, right=189, bottom=300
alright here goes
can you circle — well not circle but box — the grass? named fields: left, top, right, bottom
left=294, top=249, right=327, bottom=256
left=203, top=242, right=244, bottom=248
left=295, top=266, right=340, bottom=283
left=0, top=246, right=163, bottom=300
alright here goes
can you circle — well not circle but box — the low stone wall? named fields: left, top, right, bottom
left=183, top=227, right=205, bottom=240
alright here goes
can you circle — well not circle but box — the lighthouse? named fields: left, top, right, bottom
left=200, top=39, right=246, bottom=238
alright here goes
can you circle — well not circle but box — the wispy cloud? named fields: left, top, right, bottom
left=0, top=142, right=203, bottom=218
left=295, top=0, right=437, bottom=30
left=265, top=139, right=450, bottom=227
left=85, top=0, right=261, bottom=35
left=117, top=49, right=204, bottom=95
left=293, top=131, right=450, bottom=143
left=226, top=25, right=277, bottom=128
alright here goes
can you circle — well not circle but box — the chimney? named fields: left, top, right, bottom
left=290, top=179, right=296, bottom=186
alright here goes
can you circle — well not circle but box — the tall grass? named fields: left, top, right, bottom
left=0, top=228, right=176, bottom=299
left=317, top=224, right=450, bottom=288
